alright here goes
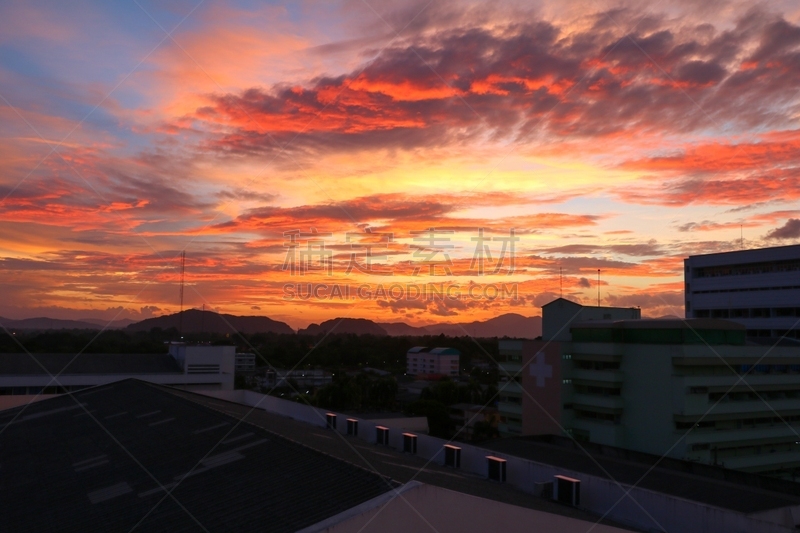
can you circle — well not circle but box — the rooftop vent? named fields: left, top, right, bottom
left=444, top=444, right=461, bottom=468
left=376, top=426, right=389, bottom=446
left=486, top=456, right=507, bottom=483
left=187, top=364, right=220, bottom=374
left=553, top=475, right=581, bottom=507
left=403, top=433, right=417, bottom=454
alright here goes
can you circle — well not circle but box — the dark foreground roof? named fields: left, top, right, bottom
left=0, top=353, right=182, bottom=375
left=166, top=388, right=640, bottom=531
left=0, top=379, right=395, bottom=532
left=480, top=436, right=800, bottom=514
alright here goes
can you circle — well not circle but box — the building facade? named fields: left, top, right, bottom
left=235, top=352, right=256, bottom=373
left=684, top=244, right=800, bottom=339
left=497, top=298, right=640, bottom=436
left=406, top=347, right=460, bottom=376
left=500, top=298, right=800, bottom=477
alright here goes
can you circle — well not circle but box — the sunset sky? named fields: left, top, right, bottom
left=2, top=0, right=800, bottom=329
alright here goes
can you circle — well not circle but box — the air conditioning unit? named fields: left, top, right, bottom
left=346, top=418, right=358, bottom=436
left=486, top=456, right=507, bottom=483
left=403, top=433, right=418, bottom=454
left=533, top=481, right=553, bottom=499
left=376, top=426, right=389, bottom=446
left=325, top=413, right=337, bottom=430
left=443, top=445, right=461, bottom=468
left=553, top=475, right=580, bottom=506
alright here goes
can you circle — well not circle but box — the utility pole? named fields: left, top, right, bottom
left=597, top=269, right=600, bottom=307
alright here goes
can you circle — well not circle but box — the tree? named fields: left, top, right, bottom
left=406, top=400, right=454, bottom=438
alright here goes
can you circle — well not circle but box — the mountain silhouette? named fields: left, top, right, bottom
left=127, top=309, right=294, bottom=335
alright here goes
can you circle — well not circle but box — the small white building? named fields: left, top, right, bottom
left=0, top=343, right=235, bottom=401
left=406, top=347, right=460, bottom=376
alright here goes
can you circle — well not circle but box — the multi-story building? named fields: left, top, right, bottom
left=501, top=298, right=800, bottom=477
left=497, top=298, right=640, bottom=436
left=685, top=244, right=800, bottom=339
left=406, top=347, right=460, bottom=376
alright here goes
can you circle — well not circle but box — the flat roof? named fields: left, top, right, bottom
left=480, top=436, right=800, bottom=514
left=542, top=298, right=638, bottom=312
left=685, top=243, right=800, bottom=265
left=166, top=387, right=640, bottom=531
left=0, top=379, right=396, bottom=532
left=571, top=319, right=745, bottom=331
left=0, top=353, right=183, bottom=375
left=407, top=346, right=461, bottom=355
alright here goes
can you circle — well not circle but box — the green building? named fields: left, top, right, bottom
left=499, top=298, right=800, bottom=478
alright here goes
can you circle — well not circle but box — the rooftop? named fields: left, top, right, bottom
left=0, top=379, right=395, bottom=532
left=166, top=387, right=639, bottom=531
left=407, top=346, right=461, bottom=355
left=542, top=297, right=639, bottom=312
left=570, top=319, right=747, bottom=345
left=480, top=435, right=800, bottom=514
left=0, top=353, right=182, bottom=375
left=686, top=243, right=800, bottom=260
left=571, top=318, right=745, bottom=331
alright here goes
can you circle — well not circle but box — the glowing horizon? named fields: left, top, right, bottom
left=2, top=0, right=800, bottom=329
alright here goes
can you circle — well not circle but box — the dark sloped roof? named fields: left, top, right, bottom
left=0, top=353, right=182, bottom=375
left=0, top=379, right=396, bottom=532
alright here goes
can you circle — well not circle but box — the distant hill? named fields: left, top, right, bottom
left=379, top=322, right=431, bottom=336
left=79, top=318, right=137, bottom=329
left=420, top=313, right=541, bottom=339
left=299, top=318, right=388, bottom=336
left=0, top=316, right=105, bottom=330
left=2, top=311, right=541, bottom=339
left=298, top=314, right=540, bottom=338
left=127, top=309, right=294, bottom=335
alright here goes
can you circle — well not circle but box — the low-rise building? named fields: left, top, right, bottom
left=261, top=368, right=332, bottom=389
left=449, top=402, right=498, bottom=439
left=0, top=343, right=235, bottom=399
left=234, top=352, right=256, bottom=373
left=406, top=346, right=460, bottom=376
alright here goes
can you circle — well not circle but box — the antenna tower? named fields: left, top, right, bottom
left=179, top=251, right=185, bottom=338
left=597, top=269, right=600, bottom=307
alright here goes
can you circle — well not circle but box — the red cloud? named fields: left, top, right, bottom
left=176, top=12, right=800, bottom=159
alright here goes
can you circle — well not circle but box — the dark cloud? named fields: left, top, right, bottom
left=216, top=188, right=278, bottom=204
left=766, top=218, right=800, bottom=239
left=604, top=291, right=684, bottom=308
left=540, top=241, right=664, bottom=256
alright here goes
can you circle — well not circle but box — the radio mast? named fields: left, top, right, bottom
left=179, top=251, right=185, bottom=338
